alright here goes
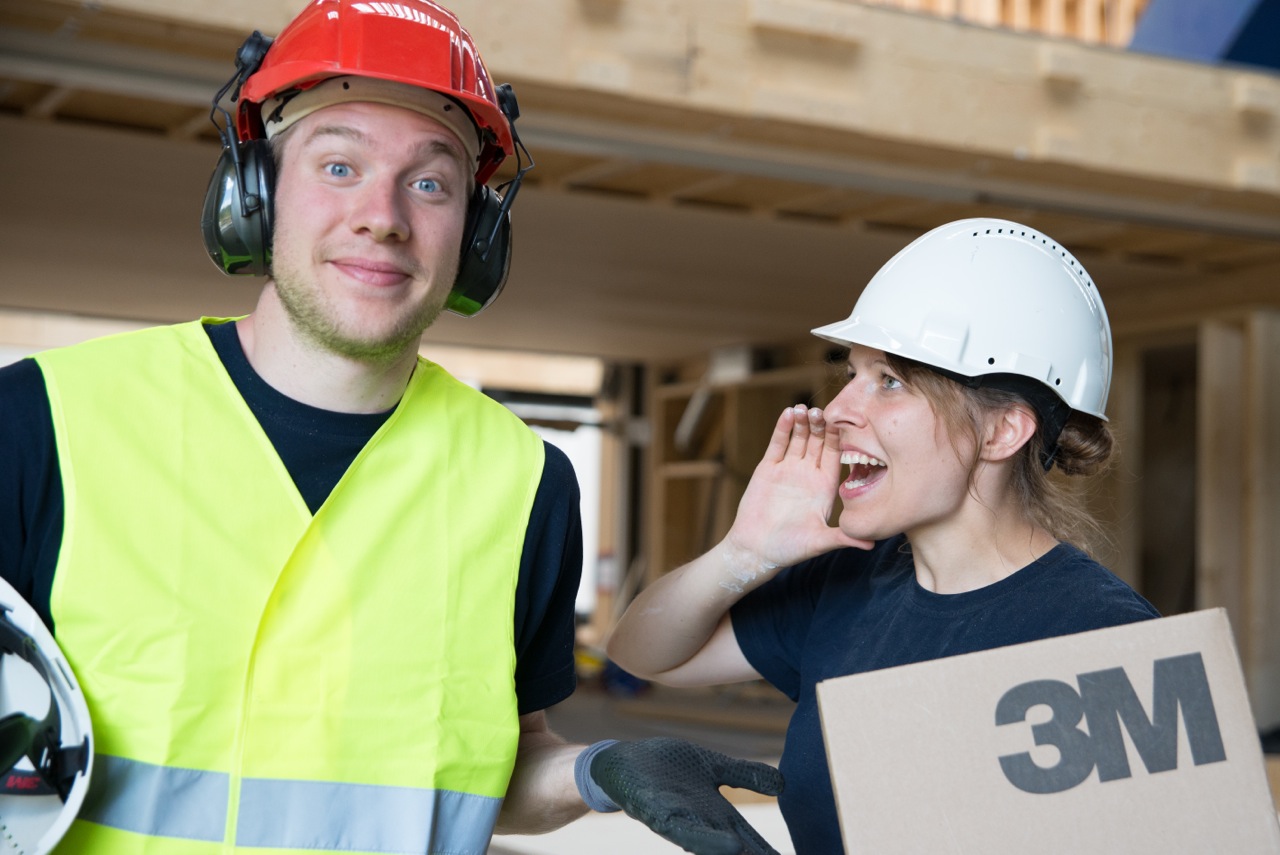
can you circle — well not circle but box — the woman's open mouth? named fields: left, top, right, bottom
left=840, top=451, right=886, bottom=490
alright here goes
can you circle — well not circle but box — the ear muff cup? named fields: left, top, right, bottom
left=447, top=183, right=512, bottom=317
left=200, top=139, right=275, bottom=277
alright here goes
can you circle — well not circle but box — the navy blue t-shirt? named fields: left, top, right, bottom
left=0, top=321, right=583, bottom=715
left=731, top=535, right=1160, bottom=855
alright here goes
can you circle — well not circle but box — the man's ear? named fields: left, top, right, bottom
left=982, top=404, right=1039, bottom=463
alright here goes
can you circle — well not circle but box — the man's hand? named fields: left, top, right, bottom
left=585, top=738, right=784, bottom=855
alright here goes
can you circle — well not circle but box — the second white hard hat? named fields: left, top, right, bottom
left=812, top=218, right=1112, bottom=419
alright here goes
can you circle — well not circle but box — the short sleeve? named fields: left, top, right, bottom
left=730, top=555, right=830, bottom=701
left=512, top=442, right=583, bottom=714
left=0, top=357, right=62, bottom=629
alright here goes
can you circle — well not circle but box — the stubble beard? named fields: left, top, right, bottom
left=270, top=257, right=452, bottom=365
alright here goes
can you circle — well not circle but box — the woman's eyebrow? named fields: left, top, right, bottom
left=847, top=358, right=891, bottom=370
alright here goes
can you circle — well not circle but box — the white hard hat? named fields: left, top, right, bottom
left=812, top=218, right=1112, bottom=420
left=0, top=578, right=93, bottom=853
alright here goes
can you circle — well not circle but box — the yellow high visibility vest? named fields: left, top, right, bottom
left=35, top=319, right=545, bottom=854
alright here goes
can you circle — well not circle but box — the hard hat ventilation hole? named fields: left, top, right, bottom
left=1055, top=378, right=1062, bottom=386
left=987, top=357, right=995, bottom=365
left=342, top=81, right=350, bottom=90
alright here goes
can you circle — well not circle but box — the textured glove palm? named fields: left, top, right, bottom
left=589, top=737, right=785, bottom=855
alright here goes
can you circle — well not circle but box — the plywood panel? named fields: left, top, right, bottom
left=1197, top=313, right=1280, bottom=729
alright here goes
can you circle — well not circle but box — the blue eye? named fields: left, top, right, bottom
left=413, top=178, right=442, bottom=193
left=882, top=374, right=903, bottom=390
left=324, top=163, right=351, bottom=179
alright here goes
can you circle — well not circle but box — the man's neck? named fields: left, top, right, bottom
left=236, top=292, right=417, bottom=414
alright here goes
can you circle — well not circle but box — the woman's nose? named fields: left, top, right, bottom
left=825, top=379, right=868, bottom=428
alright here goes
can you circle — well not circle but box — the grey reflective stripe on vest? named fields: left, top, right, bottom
left=82, top=754, right=228, bottom=841
left=81, top=754, right=502, bottom=853
left=237, top=778, right=501, bottom=853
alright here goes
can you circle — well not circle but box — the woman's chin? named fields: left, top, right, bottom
left=836, top=514, right=885, bottom=544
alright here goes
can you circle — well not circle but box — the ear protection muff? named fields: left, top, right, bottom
left=201, top=138, right=275, bottom=277
left=199, top=30, right=275, bottom=275
left=200, top=35, right=534, bottom=317
left=448, top=184, right=512, bottom=317
left=200, top=32, right=276, bottom=278
left=444, top=83, right=530, bottom=317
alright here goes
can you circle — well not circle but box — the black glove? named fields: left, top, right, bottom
left=584, top=737, right=784, bottom=855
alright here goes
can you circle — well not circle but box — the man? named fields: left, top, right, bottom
left=0, top=1, right=781, bottom=852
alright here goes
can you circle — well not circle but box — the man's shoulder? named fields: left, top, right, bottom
left=0, top=357, right=50, bottom=417
left=539, top=441, right=576, bottom=483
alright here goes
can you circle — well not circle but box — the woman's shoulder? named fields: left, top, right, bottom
left=1038, top=542, right=1137, bottom=586
left=1027, top=543, right=1162, bottom=627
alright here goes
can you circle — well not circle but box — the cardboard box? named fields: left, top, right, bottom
left=816, top=609, right=1280, bottom=853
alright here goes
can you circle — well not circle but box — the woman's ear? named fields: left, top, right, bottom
left=981, top=404, right=1039, bottom=462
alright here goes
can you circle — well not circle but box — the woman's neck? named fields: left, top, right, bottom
left=907, top=495, right=1058, bottom=595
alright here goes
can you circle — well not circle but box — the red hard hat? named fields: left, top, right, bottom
left=237, top=0, right=512, bottom=184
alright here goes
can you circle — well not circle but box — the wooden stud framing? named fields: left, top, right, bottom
left=1197, top=312, right=1280, bottom=728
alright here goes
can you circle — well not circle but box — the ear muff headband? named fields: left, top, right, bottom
left=200, top=32, right=275, bottom=278
left=201, top=36, right=533, bottom=318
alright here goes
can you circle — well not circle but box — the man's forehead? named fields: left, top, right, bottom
left=291, top=103, right=471, bottom=166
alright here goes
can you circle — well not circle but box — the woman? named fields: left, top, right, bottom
left=606, top=218, right=1160, bottom=854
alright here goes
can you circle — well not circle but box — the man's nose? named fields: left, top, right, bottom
left=349, top=176, right=410, bottom=242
